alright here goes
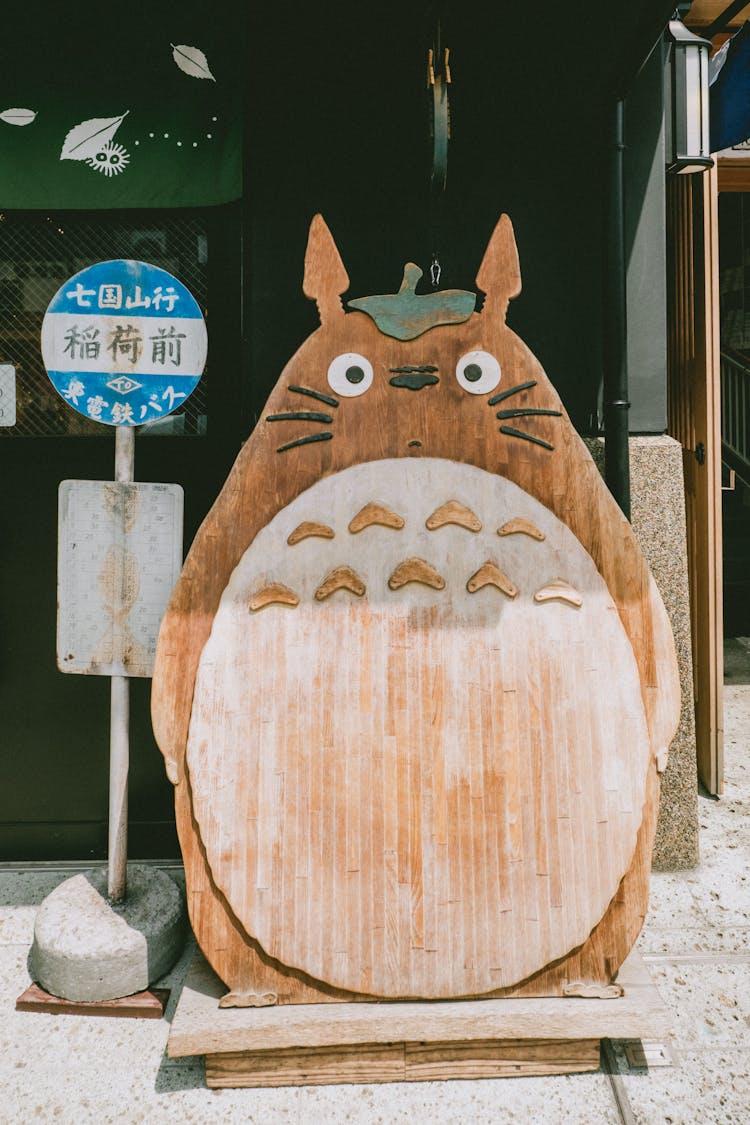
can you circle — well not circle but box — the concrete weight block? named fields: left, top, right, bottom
left=29, top=864, right=185, bottom=1002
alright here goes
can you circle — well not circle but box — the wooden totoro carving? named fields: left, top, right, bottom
left=151, top=214, right=680, bottom=1005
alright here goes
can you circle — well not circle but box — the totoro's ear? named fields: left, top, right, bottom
left=475, top=214, right=522, bottom=322
left=303, top=214, right=350, bottom=326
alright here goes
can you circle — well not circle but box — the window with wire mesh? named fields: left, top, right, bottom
left=0, top=212, right=208, bottom=436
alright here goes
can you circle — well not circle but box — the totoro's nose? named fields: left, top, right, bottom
left=389, top=366, right=439, bottom=391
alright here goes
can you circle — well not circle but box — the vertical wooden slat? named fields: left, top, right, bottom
left=704, top=164, right=725, bottom=795
left=666, top=166, right=724, bottom=795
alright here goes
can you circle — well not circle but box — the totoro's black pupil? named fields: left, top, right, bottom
left=464, top=363, right=483, bottom=383
left=346, top=365, right=365, bottom=384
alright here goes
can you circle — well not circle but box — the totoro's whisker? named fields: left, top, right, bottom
left=288, top=384, right=339, bottom=408
left=499, top=425, right=554, bottom=451
left=488, top=380, right=537, bottom=406
left=276, top=432, right=333, bottom=453
left=267, top=411, right=334, bottom=424
left=496, top=408, right=561, bottom=421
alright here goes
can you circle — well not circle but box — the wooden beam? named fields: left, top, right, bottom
left=205, top=1038, right=601, bottom=1088
left=16, top=983, right=169, bottom=1020
left=687, top=0, right=750, bottom=32
left=168, top=949, right=671, bottom=1064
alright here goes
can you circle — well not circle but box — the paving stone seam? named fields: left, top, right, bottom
left=666, top=1046, right=750, bottom=1058
left=601, top=1039, right=639, bottom=1125
left=642, top=951, right=750, bottom=964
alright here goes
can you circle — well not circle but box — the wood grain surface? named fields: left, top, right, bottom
left=167, top=947, right=672, bottom=1058
left=152, top=213, right=681, bottom=1003
left=16, top=983, right=169, bottom=1020
left=204, top=1039, right=601, bottom=1087
left=186, top=460, right=652, bottom=997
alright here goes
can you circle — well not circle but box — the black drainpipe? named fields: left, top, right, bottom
left=603, top=98, right=631, bottom=520
left=604, top=3, right=680, bottom=517
left=602, top=2, right=679, bottom=515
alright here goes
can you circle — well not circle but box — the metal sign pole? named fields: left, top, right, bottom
left=42, top=257, right=205, bottom=908
left=108, top=424, right=134, bottom=904
left=37, top=258, right=199, bottom=1001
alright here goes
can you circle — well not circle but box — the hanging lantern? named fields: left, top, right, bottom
left=666, top=18, right=713, bottom=174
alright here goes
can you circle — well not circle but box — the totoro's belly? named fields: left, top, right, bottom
left=186, top=457, right=651, bottom=998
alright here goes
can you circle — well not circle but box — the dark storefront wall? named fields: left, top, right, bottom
left=246, top=5, right=610, bottom=434
left=1, top=2, right=673, bottom=860
left=1, top=208, right=244, bottom=860
left=245, top=3, right=672, bottom=434
left=0, top=2, right=246, bottom=860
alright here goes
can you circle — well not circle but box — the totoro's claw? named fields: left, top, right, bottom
left=562, top=980, right=624, bottom=999
left=219, top=990, right=278, bottom=1008
left=165, top=757, right=180, bottom=786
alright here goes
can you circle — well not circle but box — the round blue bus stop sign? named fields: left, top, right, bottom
left=41, top=260, right=207, bottom=427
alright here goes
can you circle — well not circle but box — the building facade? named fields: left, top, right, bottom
left=1, top=1, right=707, bottom=867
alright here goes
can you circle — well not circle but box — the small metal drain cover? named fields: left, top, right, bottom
left=624, top=1040, right=673, bottom=1068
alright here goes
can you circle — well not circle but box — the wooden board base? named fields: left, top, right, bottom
left=16, top=983, right=169, bottom=1020
left=168, top=949, right=671, bottom=1089
left=206, top=1038, right=600, bottom=1087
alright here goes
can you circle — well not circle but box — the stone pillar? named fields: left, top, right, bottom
left=586, top=435, right=699, bottom=869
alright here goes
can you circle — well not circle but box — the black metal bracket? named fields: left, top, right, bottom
left=705, top=0, right=749, bottom=40
left=427, top=1, right=450, bottom=287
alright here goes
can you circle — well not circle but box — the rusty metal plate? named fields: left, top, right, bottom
left=57, top=479, right=183, bottom=677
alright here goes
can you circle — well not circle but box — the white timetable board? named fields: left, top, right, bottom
left=57, top=480, right=183, bottom=677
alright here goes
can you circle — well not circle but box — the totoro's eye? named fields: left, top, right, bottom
left=327, top=353, right=374, bottom=397
left=456, top=350, right=501, bottom=395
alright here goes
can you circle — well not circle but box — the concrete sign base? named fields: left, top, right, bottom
left=29, top=865, right=185, bottom=1003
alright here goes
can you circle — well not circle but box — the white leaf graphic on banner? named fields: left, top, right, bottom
left=171, top=43, right=216, bottom=81
left=60, top=111, right=129, bottom=162
left=0, top=108, right=37, bottom=126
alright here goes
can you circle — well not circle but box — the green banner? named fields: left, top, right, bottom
left=0, top=8, right=242, bottom=209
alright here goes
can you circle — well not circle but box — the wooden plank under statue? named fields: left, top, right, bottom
left=152, top=214, right=680, bottom=1012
